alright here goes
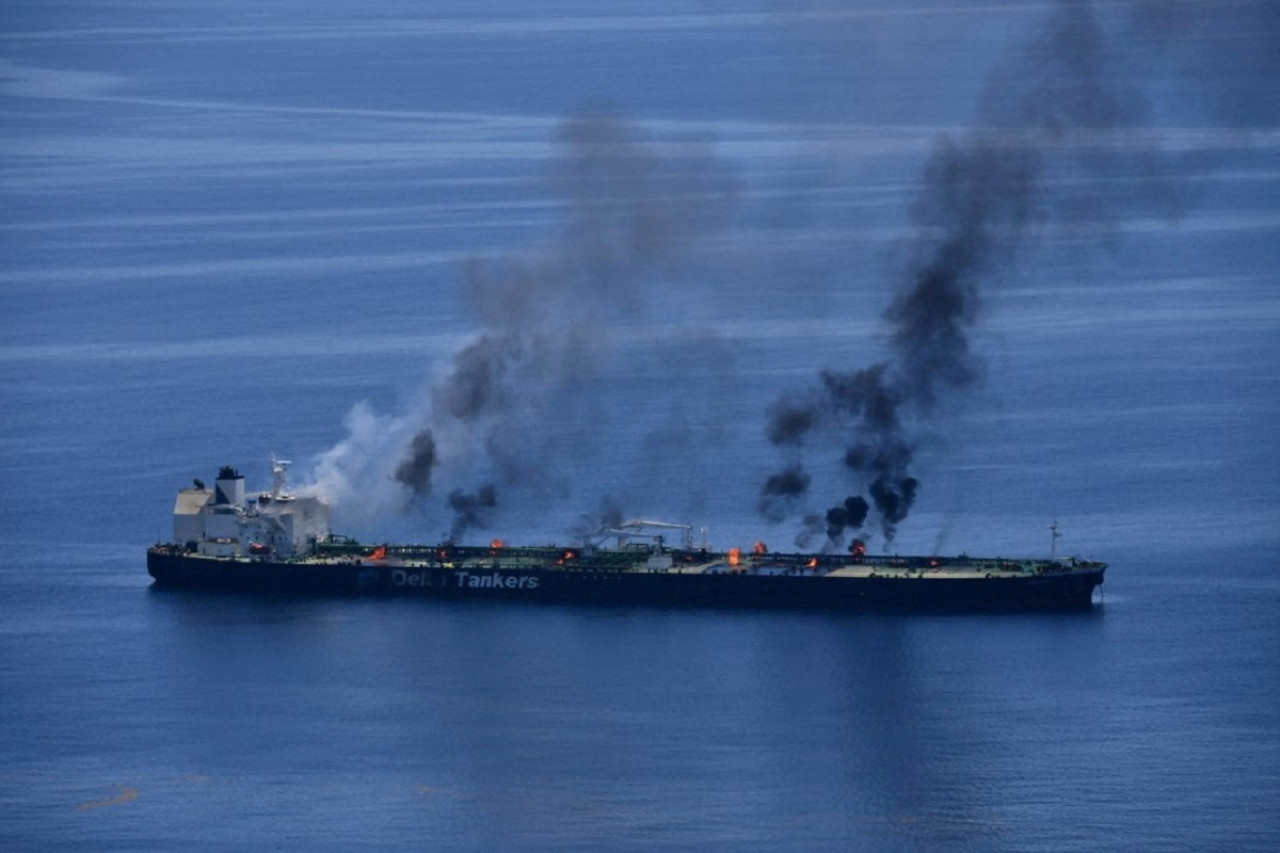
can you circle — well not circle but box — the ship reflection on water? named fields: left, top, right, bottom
left=143, top=590, right=1109, bottom=847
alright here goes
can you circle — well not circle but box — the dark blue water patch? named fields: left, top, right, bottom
left=1, top=570, right=1274, bottom=850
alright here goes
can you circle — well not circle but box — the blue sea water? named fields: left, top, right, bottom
left=2, top=1, right=1278, bottom=849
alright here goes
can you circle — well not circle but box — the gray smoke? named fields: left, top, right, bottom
left=446, top=485, right=497, bottom=543
left=1123, top=1, right=1279, bottom=128
left=568, top=496, right=626, bottom=545
left=761, top=0, right=1173, bottom=543
left=393, top=429, right=437, bottom=495
left=385, top=110, right=736, bottom=536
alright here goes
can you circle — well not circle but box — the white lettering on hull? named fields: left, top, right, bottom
left=458, top=571, right=539, bottom=590
left=390, top=569, right=539, bottom=590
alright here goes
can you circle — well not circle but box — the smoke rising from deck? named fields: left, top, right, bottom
left=760, top=0, right=1173, bottom=544
left=758, top=463, right=811, bottom=524
left=393, top=429, right=437, bottom=496
left=568, top=497, right=626, bottom=545
left=446, top=485, right=497, bottom=543
left=302, top=0, right=1253, bottom=545
left=311, top=111, right=736, bottom=539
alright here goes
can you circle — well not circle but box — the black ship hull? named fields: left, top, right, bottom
left=146, top=550, right=1104, bottom=612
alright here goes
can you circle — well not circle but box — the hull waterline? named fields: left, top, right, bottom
left=146, top=548, right=1104, bottom=612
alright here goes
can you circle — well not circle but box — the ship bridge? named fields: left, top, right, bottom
left=169, top=459, right=329, bottom=559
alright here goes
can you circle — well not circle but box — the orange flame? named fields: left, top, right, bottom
left=728, top=547, right=740, bottom=567
left=752, top=541, right=767, bottom=555
left=807, top=557, right=818, bottom=568
left=370, top=545, right=387, bottom=561
left=490, top=539, right=505, bottom=549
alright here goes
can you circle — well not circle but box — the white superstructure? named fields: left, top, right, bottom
left=171, top=459, right=329, bottom=558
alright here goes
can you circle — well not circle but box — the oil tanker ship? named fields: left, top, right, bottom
left=146, top=463, right=1107, bottom=610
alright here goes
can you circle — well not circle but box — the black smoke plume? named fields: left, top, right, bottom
left=825, top=495, right=870, bottom=541
left=761, top=1, right=1169, bottom=543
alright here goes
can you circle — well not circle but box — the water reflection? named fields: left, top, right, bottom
left=143, top=592, right=1110, bottom=848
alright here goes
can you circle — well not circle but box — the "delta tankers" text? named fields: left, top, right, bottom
left=390, top=569, right=539, bottom=590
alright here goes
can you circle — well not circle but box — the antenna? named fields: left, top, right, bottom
left=1049, top=519, right=1062, bottom=559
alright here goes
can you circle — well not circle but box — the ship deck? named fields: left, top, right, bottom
left=283, top=554, right=1094, bottom=580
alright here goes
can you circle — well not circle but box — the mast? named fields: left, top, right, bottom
left=270, top=454, right=292, bottom=499
left=1049, top=519, right=1062, bottom=559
